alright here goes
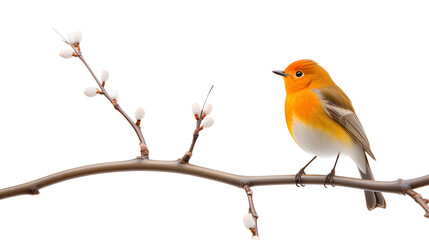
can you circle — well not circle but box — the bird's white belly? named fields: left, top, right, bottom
left=291, top=117, right=367, bottom=172
left=292, top=118, right=342, bottom=157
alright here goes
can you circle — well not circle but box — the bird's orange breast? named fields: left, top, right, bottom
left=285, top=90, right=353, bottom=144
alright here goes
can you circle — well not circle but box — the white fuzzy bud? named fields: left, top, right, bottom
left=252, top=236, right=260, bottom=240
left=203, top=103, right=212, bottom=115
left=101, top=70, right=109, bottom=82
left=192, top=103, right=201, bottom=115
left=243, top=214, right=256, bottom=229
left=84, top=87, right=98, bottom=97
left=110, top=89, right=119, bottom=99
left=67, top=31, right=82, bottom=44
left=201, top=117, right=214, bottom=128
left=134, top=107, right=145, bottom=120
left=59, top=49, right=74, bottom=58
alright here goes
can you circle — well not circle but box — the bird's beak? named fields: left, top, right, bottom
left=272, top=70, right=290, bottom=77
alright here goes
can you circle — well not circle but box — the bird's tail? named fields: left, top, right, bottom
left=358, top=154, right=386, bottom=210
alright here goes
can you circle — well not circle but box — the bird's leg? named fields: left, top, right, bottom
left=324, top=153, right=340, bottom=188
left=295, top=156, right=317, bottom=187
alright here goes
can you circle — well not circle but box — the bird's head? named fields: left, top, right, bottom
left=273, top=59, right=332, bottom=94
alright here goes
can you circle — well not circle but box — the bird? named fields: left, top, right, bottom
left=273, top=59, right=386, bottom=210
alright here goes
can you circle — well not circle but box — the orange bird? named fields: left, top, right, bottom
left=273, top=59, right=385, bottom=210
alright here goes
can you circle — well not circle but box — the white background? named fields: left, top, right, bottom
left=0, top=1, right=428, bottom=239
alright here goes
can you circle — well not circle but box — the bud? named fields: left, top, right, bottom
left=110, top=89, right=119, bottom=99
left=252, top=236, right=260, bottom=240
left=101, top=70, right=109, bottom=82
left=201, top=117, right=214, bottom=128
left=134, top=107, right=145, bottom=120
left=59, top=49, right=74, bottom=58
left=192, top=103, right=201, bottom=116
left=243, top=214, right=256, bottom=229
left=203, top=103, right=212, bottom=115
left=84, top=87, right=98, bottom=97
left=67, top=31, right=82, bottom=44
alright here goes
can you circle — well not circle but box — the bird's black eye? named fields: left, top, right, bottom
left=295, top=71, right=304, bottom=78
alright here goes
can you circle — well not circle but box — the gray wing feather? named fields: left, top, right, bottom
left=325, top=105, right=376, bottom=160
left=311, top=88, right=376, bottom=160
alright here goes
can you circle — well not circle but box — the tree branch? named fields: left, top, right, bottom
left=180, top=85, right=214, bottom=163
left=243, top=184, right=259, bottom=237
left=77, top=54, right=149, bottom=158
left=404, top=188, right=429, bottom=218
left=54, top=30, right=149, bottom=158
left=1, top=158, right=429, bottom=210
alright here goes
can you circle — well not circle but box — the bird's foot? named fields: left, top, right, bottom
left=295, top=168, right=306, bottom=187
left=324, top=170, right=336, bottom=188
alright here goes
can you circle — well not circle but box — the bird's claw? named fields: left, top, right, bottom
left=324, top=170, right=336, bottom=188
left=295, top=168, right=306, bottom=187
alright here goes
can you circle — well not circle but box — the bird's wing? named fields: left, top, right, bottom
left=311, top=87, right=376, bottom=160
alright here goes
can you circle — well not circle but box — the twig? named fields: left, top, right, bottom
left=179, top=85, right=214, bottom=163
left=404, top=188, right=429, bottom=218
left=56, top=34, right=149, bottom=158
left=243, top=184, right=259, bottom=237
left=179, top=130, right=199, bottom=163
left=53, top=29, right=80, bottom=54
left=200, top=85, right=214, bottom=116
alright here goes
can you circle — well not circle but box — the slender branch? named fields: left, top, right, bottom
left=180, top=85, right=214, bottom=163
left=200, top=85, right=214, bottom=116
left=404, top=188, right=429, bottom=218
left=78, top=52, right=149, bottom=158
left=54, top=30, right=149, bottom=158
left=243, top=184, right=259, bottom=237
left=180, top=130, right=199, bottom=163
